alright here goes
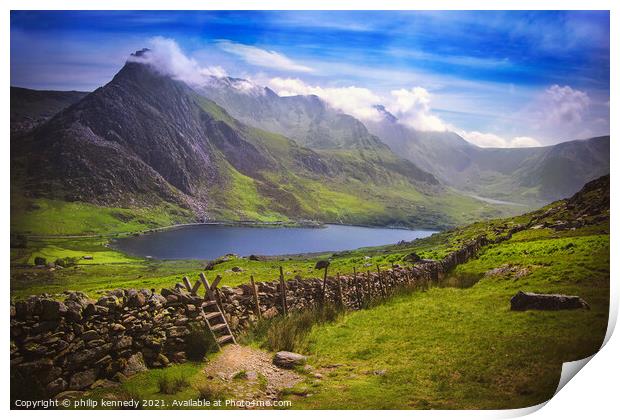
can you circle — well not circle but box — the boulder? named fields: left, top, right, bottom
left=122, top=352, right=147, bottom=377
left=46, top=377, right=68, bottom=396
left=273, top=351, right=307, bottom=369
left=510, top=291, right=590, bottom=311
left=81, top=330, right=100, bottom=342
left=127, top=292, right=146, bottom=307
left=262, top=307, right=279, bottom=319
left=69, top=369, right=97, bottom=390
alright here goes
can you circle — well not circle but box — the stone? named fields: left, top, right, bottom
left=114, top=335, right=133, bottom=350
left=231, top=266, right=243, bottom=272
left=90, top=379, right=119, bottom=389
left=273, top=351, right=307, bottom=369
left=40, top=299, right=67, bottom=320
left=55, top=390, right=83, bottom=401
left=82, top=255, right=93, bottom=260
left=262, top=307, right=279, bottom=319
left=128, top=292, right=146, bottom=307
left=81, top=330, right=100, bottom=342
left=122, top=352, right=147, bottom=377
left=46, top=377, right=68, bottom=396
left=69, top=369, right=97, bottom=390
left=510, top=291, right=590, bottom=311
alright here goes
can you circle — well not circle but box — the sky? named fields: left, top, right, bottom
left=10, top=10, right=610, bottom=147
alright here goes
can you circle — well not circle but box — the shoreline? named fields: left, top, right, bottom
left=22, top=219, right=446, bottom=240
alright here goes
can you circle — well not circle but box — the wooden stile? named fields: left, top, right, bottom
left=182, top=276, right=192, bottom=291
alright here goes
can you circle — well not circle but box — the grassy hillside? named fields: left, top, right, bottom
left=285, top=225, right=608, bottom=409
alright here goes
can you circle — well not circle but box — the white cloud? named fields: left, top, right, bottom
left=389, top=88, right=447, bottom=131
left=511, top=136, right=541, bottom=148
left=267, top=78, right=449, bottom=131
left=267, top=77, right=383, bottom=121
left=522, top=84, right=598, bottom=141
left=217, top=40, right=313, bottom=73
left=459, top=131, right=541, bottom=148
left=128, top=37, right=226, bottom=85
left=538, top=84, right=590, bottom=126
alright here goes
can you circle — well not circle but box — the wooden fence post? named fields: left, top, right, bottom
left=279, top=266, right=288, bottom=316
left=250, top=275, right=262, bottom=319
left=321, top=265, right=329, bottom=305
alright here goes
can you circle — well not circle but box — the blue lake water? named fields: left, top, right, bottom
left=111, top=224, right=436, bottom=260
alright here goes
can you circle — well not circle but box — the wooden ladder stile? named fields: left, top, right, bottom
left=196, top=272, right=236, bottom=349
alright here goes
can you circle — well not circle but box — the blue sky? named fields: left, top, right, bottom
left=10, top=10, right=610, bottom=147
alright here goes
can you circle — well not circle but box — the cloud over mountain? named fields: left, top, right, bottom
left=128, top=37, right=227, bottom=85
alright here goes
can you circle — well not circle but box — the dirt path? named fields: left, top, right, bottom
left=203, top=345, right=303, bottom=404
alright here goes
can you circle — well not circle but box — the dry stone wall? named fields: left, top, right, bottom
left=10, top=234, right=500, bottom=398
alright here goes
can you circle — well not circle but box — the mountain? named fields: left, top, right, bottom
left=10, top=87, right=88, bottom=136
left=11, top=57, right=511, bottom=230
left=197, top=77, right=387, bottom=150
left=365, top=111, right=610, bottom=205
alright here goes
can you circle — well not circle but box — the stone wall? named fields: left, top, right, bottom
left=10, top=235, right=498, bottom=398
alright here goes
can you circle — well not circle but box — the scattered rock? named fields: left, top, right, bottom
left=510, top=291, right=590, bottom=311
left=273, top=351, right=307, bottom=369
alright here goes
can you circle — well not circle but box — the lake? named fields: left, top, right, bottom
left=111, top=224, right=436, bottom=260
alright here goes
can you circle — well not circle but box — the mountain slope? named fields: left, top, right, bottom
left=10, top=86, right=88, bottom=136
left=365, top=113, right=610, bottom=205
left=11, top=58, right=510, bottom=231
left=197, top=77, right=388, bottom=151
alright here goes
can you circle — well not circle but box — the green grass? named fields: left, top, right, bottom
left=282, top=226, right=609, bottom=409
left=11, top=197, right=193, bottom=236
left=85, top=363, right=220, bottom=409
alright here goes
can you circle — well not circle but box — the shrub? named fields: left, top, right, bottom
left=195, top=381, right=227, bottom=402
left=245, top=304, right=344, bottom=352
left=185, top=323, right=219, bottom=361
left=53, top=257, right=78, bottom=268
left=33, top=256, right=46, bottom=266
left=157, top=372, right=189, bottom=395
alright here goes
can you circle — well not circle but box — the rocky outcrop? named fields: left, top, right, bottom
left=510, top=291, right=590, bottom=311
